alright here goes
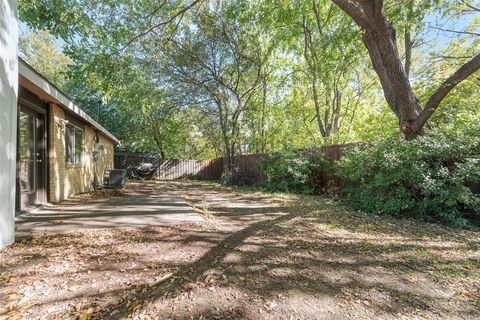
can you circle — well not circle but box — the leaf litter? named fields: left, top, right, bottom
left=0, top=180, right=479, bottom=319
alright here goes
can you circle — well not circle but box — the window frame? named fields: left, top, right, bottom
left=65, top=122, right=84, bottom=164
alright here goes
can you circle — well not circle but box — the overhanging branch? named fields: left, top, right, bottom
left=413, top=53, right=480, bottom=131
left=110, top=0, right=204, bottom=56
left=331, top=0, right=369, bottom=28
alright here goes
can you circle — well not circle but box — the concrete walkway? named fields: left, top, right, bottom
left=15, top=192, right=203, bottom=239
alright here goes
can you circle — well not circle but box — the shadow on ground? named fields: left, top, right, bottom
left=14, top=183, right=203, bottom=238
left=1, top=180, right=479, bottom=319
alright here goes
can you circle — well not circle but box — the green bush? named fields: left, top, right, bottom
left=260, top=148, right=330, bottom=194
left=337, top=127, right=480, bottom=227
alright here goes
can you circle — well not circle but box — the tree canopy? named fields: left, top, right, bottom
left=18, top=0, right=480, bottom=160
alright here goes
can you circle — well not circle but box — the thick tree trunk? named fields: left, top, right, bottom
left=404, top=0, right=414, bottom=79
left=331, top=0, right=480, bottom=139
left=360, top=16, right=421, bottom=138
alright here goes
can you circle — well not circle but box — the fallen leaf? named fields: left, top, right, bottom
left=69, top=284, right=82, bottom=291
left=7, top=293, right=18, bottom=300
left=79, top=311, right=89, bottom=320
left=404, top=274, right=414, bottom=283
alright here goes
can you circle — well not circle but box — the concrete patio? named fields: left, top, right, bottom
left=15, top=191, right=203, bottom=239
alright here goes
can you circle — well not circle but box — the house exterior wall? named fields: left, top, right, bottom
left=97, top=132, right=115, bottom=182
left=0, top=0, right=18, bottom=249
left=48, top=103, right=115, bottom=202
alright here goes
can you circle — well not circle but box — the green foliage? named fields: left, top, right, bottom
left=19, top=29, right=72, bottom=89
left=19, top=0, right=93, bottom=40
left=261, top=149, right=313, bottom=194
left=338, top=126, right=480, bottom=227
left=17, top=0, right=480, bottom=229
left=260, top=149, right=331, bottom=194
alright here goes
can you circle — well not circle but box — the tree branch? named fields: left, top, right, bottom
left=460, top=0, right=480, bottom=12
left=413, top=53, right=480, bottom=131
left=404, top=0, right=414, bottom=78
left=429, top=25, right=480, bottom=37
left=110, top=0, right=204, bottom=56
left=331, top=0, right=369, bottom=28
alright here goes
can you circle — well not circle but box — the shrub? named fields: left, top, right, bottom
left=260, top=148, right=332, bottom=194
left=337, top=127, right=480, bottom=227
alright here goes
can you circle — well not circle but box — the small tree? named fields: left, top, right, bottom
left=19, top=29, right=72, bottom=88
left=302, top=0, right=362, bottom=139
left=162, top=8, right=266, bottom=175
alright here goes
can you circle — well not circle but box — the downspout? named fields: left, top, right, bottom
left=93, top=100, right=102, bottom=191
left=45, top=102, right=51, bottom=202
left=93, top=131, right=100, bottom=190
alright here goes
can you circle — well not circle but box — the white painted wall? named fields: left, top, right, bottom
left=0, top=0, right=18, bottom=249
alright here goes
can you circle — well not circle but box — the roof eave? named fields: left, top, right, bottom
left=18, top=58, right=120, bottom=145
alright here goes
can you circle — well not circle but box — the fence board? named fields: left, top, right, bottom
left=114, top=152, right=225, bottom=180
left=114, top=144, right=349, bottom=190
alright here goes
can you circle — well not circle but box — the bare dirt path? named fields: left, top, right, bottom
left=1, top=180, right=479, bottom=319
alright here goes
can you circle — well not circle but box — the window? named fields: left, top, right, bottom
left=65, top=123, right=83, bottom=164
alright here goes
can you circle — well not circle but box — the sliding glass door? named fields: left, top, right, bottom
left=17, top=109, right=46, bottom=210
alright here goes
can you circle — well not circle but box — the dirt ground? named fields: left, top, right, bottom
left=1, top=180, right=479, bottom=319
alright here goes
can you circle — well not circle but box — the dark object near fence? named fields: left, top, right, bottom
left=114, top=144, right=349, bottom=192
left=114, top=152, right=223, bottom=180
left=131, top=163, right=157, bottom=180
left=221, top=167, right=258, bottom=186
left=104, top=169, right=127, bottom=189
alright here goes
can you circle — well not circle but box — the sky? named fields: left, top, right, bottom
left=18, top=2, right=479, bottom=69
left=422, top=10, right=478, bottom=51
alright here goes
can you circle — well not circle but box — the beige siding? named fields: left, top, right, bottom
left=49, top=103, right=115, bottom=202
left=97, top=133, right=114, bottom=182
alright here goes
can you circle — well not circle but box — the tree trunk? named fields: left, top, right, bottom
left=260, top=75, right=267, bottom=154
left=313, top=80, right=327, bottom=137
left=303, top=15, right=328, bottom=138
left=331, top=0, right=480, bottom=139
left=404, top=0, right=414, bottom=79
left=151, top=123, right=167, bottom=158
left=360, top=17, right=421, bottom=138
left=224, top=141, right=235, bottom=177
left=333, top=87, right=341, bottom=134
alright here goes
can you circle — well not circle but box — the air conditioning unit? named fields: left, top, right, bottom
left=105, top=169, right=127, bottom=189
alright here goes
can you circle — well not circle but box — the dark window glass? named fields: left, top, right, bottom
left=75, top=129, right=83, bottom=163
left=19, top=111, right=36, bottom=192
left=65, top=123, right=83, bottom=164
left=65, top=124, right=74, bottom=163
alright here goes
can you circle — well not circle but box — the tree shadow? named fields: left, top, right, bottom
left=2, top=180, right=479, bottom=319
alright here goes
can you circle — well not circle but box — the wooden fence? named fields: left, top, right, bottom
left=316, top=144, right=347, bottom=193
left=114, top=152, right=224, bottom=180
left=114, top=144, right=349, bottom=189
